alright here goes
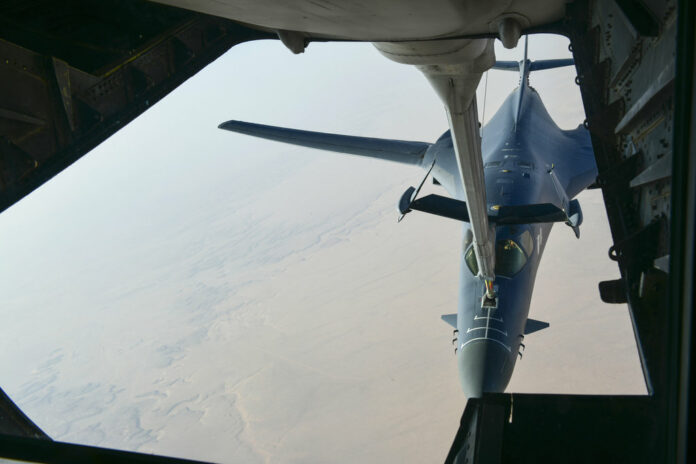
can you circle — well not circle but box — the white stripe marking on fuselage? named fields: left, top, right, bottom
left=467, top=327, right=508, bottom=336
left=460, top=337, right=512, bottom=353
left=484, top=307, right=491, bottom=339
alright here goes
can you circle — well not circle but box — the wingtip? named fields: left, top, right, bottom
left=218, top=120, right=264, bottom=134
left=218, top=120, right=237, bottom=130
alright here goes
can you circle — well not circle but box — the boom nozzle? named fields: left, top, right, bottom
left=482, top=280, right=498, bottom=309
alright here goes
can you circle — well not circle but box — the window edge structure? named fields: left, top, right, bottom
left=495, top=239, right=528, bottom=278
left=464, top=236, right=530, bottom=278
left=465, top=245, right=479, bottom=276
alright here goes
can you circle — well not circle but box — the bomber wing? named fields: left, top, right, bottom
left=218, top=120, right=430, bottom=166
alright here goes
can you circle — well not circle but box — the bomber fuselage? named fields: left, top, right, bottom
left=422, top=81, right=595, bottom=397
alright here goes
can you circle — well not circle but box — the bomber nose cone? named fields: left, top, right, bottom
left=457, top=340, right=512, bottom=398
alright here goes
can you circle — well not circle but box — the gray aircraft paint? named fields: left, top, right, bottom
left=219, top=57, right=597, bottom=398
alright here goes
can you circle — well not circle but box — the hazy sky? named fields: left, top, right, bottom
left=0, top=35, right=580, bottom=274
left=0, top=35, right=642, bottom=463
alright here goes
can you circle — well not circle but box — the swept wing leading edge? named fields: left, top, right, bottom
left=218, top=120, right=430, bottom=166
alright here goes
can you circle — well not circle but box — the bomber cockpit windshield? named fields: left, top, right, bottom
left=465, top=229, right=533, bottom=278
left=465, top=245, right=479, bottom=276
left=494, top=239, right=527, bottom=277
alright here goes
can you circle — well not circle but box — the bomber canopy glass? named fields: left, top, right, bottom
left=494, top=239, right=527, bottom=277
left=465, top=231, right=532, bottom=278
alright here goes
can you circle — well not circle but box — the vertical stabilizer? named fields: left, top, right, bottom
left=514, top=36, right=531, bottom=130
left=491, top=37, right=575, bottom=130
